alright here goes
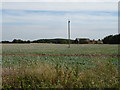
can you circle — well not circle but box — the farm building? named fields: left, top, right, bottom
left=75, top=38, right=90, bottom=44
left=75, top=38, right=103, bottom=44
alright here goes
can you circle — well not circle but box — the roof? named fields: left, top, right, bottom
left=76, top=38, right=90, bottom=40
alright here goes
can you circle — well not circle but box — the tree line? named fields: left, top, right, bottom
left=1, top=34, right=120, bottom=44
left=102, top=34, right=120, bottom=44
left=1, top=39, right=75, bottom=44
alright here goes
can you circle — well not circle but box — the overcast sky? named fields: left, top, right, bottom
left=1, top=1, right=119, bottom=41
left=1, top=0, right=119, bottom=2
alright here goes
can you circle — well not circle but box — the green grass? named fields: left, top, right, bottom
left=2, top=44, right=119, bottom=88
left=2, top=44, right=118, bottom=54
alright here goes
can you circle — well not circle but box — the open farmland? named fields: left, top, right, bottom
left=1, top=44, right=119, bottom=88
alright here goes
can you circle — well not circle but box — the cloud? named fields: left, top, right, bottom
left=2, top=9, right=117, bottom=26
left=2, top=2, right=118, bottom=12
left=1, top=0, right=119, bottom=2
left=2, top=2, right=118, bottom=40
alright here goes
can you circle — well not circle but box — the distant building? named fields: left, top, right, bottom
left=75, top=38, right=90, bottom=44
left=75, top=38, right=103, bottom=44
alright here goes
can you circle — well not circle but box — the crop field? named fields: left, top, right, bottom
left=1, top=44, right=119, bottom=88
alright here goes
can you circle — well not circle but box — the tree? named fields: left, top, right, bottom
left=102, top=34, right=120, bottom=44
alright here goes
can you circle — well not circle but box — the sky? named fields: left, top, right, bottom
left=1, top=0, right=119, bottom=2
left=1, top=1, right=119, bottom=41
